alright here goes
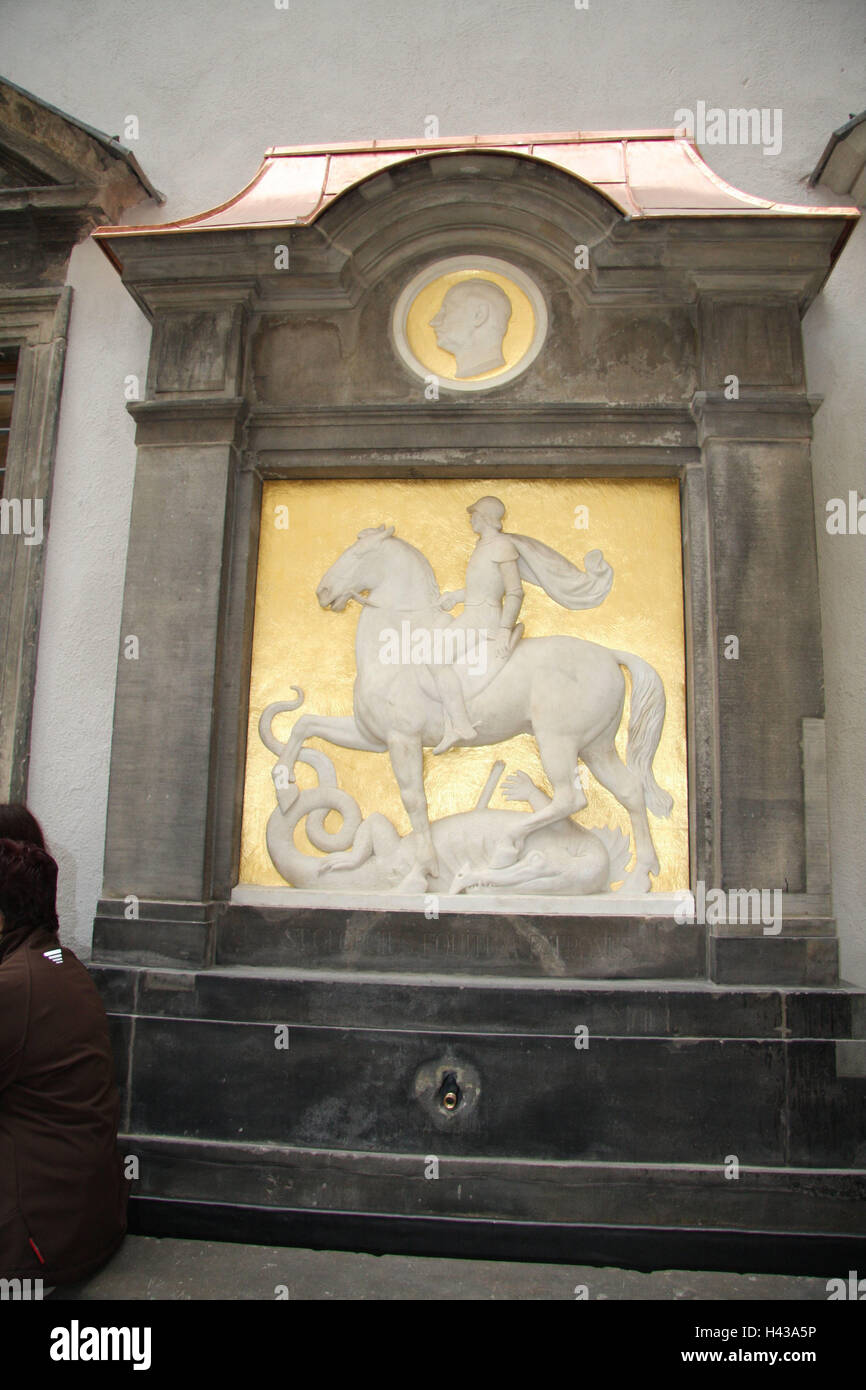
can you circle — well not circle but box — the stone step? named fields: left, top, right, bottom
left=121, top=1135, right=866, bottom=1244
left=93, top=900, right=840, bottom=984
left=96, top=966, right=866, bottom=1172
left=92, top=962, right=866, bottom=1038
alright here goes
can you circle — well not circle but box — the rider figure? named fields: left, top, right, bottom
left=431, top=495, right=525, bottom=754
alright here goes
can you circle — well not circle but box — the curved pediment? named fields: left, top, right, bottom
left=92, top=129, right=859, bottom=317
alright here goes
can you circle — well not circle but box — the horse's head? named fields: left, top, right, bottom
left=317, top=524, right=439, bottom=612
left=316, top=525, right=396, bottom=611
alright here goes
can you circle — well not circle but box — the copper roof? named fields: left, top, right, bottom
left=93, top=129, right=859, bottom=251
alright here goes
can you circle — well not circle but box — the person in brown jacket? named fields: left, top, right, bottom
left=0, top=812, right=128, bottom=1284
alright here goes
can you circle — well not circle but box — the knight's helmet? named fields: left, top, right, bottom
left=467, top=496, right=506, bottom=529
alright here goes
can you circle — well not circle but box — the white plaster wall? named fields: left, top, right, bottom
left=803, top=215, right=866, bottom=987
left=2, top=0, right=864, bottom=975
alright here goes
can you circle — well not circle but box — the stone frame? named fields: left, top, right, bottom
left=0, top=287, right=71, bottom=801
left=86, top=141, right=866, bottom=1262
left=91, top=147, right=852, bottom=985
left=0, top=76, right=159, bottom=801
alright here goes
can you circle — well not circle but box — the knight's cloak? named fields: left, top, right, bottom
left=509, top=535, right=613, bottom=610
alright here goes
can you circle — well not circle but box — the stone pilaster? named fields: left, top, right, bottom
left=690, top=389, right=824, bottom=896
left=95, top=300, right=252, bottom=965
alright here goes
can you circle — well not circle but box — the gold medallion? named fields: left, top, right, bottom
left=392, top=256, right=547, bottom=391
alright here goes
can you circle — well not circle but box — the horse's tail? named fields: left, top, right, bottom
left=612, top=651, right=673, bottom=818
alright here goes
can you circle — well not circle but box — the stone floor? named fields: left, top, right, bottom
left=47, top=1236, right=832, bottom=1300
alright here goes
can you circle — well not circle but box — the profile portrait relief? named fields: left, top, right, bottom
left=428, top=278, right=513, bottom=378
left=391, top=256, right=548, bottom=393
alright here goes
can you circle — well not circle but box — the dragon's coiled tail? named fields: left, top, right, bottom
left=265, top=747, right=363, bottom=887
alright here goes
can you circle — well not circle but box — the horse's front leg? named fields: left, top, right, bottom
left=491, top=733, right=583, bottom=867
left=272, top=715, right=385, bottom=813
left=387, top=733, right=438, bottom=885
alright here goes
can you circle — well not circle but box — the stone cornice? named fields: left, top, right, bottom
left=0, top=76, right=161, bottom=282
left=0, top=76, right=162, bottom=214
left=92, top=177, right=857, bottom=316
left=127, top=396, right=247, bottom=448
left=247, top=401, right=698, bottom=466
left=690, top=390, right=820, bottom=444
left=0, top=285, right=71, bottom=343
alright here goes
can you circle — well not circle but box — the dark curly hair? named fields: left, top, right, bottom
left=0, top=838, right=59, bottom=936
left=0, top=803, right=46, bottom=849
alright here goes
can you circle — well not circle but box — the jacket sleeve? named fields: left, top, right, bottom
left=0, top=957, right=29, bottom=1094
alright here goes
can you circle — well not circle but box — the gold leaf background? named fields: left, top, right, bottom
left=239, top=477, right=689, bottom=892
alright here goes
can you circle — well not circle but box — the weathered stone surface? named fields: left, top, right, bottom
left=215, top=904, right=707, bottom=979
left=0, top=290, right=70, bottom=801
left=93, top=957, right=866, bottom=1263
left=710, top=934, right=838, bottom=986
left=101, top=438, right=241, bottom=902
left=95, top=963, right=865, bottom=1172
left=699, top=430, right=824, bottom=895
left=118, top=1140, right=866, bottom=1243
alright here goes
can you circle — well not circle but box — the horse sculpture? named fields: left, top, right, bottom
left=265, top=524, right=673, bottom=892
